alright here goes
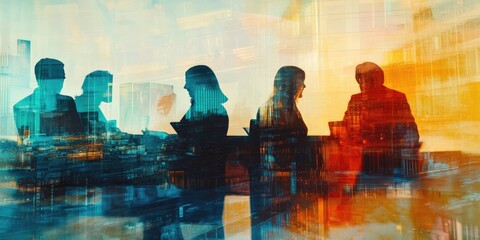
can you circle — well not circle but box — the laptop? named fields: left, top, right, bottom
left=170, top=122, right=187, bottom=138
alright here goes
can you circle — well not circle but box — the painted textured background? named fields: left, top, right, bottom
left=2, top=0, right=478, bottom=153
left=1, top=2, right=479, bottom=239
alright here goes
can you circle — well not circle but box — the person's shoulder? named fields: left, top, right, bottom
left=57, top=94, right=78, bottom=110
left=383, top=86, right=403, bottom=94
left=57, top=94, right=75, bottom=101
left=74, top=95, right=88, bottom=109
left=348, top=93, right=362, bottom=102
left=261, top=98, right=276, bottom=108
left=383, top=87, right=407, bottom=99
left=351, top=92, right=362, bottom=98
left=13, top=94, right=34, bottom=109
left=74, top=94, right=82, bottom=102
left=257, top=98, right=275, bottom=116
left=57, top=94, right=77, bottom=104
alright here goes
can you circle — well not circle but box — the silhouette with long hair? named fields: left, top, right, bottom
left=13, top=58, right=83, bottom=139
left=173, top=65, right=229, bottom=143
left=342, top=62, right=420, bottom=175
left=256, top=66, right=307, bottom=138
left=248, top=66, right=308, bottom=239
left=170, top=65, right=229, bottom=239
left=250, top=66, right=308, bottom=169
left=75, top=70, right=113, bottom=134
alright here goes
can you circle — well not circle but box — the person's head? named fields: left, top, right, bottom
left=184, top=65, right=228, bottom=104
left=355, top=62, right=384, bottom=93
left=34, top=58, right=65, bottom=94
left=273, top=66, right=306, bottom=100
left=81, top=70, right=113, bottom=103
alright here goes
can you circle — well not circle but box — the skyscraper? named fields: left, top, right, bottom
left=0, top=39, right=31, bottom=137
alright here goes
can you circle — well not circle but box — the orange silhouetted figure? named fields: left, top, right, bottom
left=343, top=62, right=419, bottom=147
left=342, top=62, right=420, bottom=175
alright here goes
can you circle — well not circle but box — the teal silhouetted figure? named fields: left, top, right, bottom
left=13, top=58, right=83, bottom=139
left=75, top=70, right=113, bottom=134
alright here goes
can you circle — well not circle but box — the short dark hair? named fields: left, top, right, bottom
left=81, top=70, right=113, bottom=92
left=355, top=62, right=384, bottom=86
left=34, top=58, right=65, bottom=80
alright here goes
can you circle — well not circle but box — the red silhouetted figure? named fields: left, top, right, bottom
left=342, top=62, right=420, bottom=176
left=343, top=62, right=419, bottom=147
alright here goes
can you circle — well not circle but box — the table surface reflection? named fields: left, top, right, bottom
left=0, top=136, right=479, bottom=239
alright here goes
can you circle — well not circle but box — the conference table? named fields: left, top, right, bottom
left=0, top=134, right=477, bottom=239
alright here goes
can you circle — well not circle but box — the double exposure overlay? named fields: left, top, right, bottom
left=1, top=1, right=480, bottom=239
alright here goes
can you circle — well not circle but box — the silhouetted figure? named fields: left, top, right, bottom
left=13, top=58, right=83, bottom=139
left=342, top=62, right=420, bottom=175
left=256, top=66, right=307, bottom=138
left=171, top=65, right=229, bottom=238
left=75, top=70, right=113, bottom=134
left=251, top=66, right=308, bottom=170
left=248, top=66, right=308, bottom=239
left=173, top=65, right=229, bottom=144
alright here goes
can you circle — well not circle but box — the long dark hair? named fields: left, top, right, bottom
left=186, top=65, right=228, bottom=104
left=272, top=66, right=305, bottom=100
